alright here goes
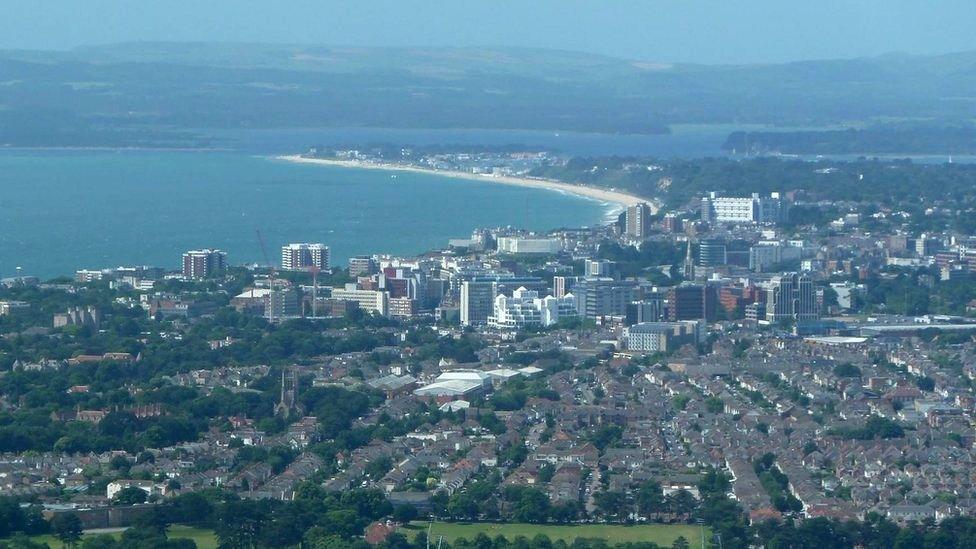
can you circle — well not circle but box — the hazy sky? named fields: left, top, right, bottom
left=3, top=0, right=974, bottom=64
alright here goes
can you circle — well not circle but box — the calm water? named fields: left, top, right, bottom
left=0, top=150, right=608, bottom=279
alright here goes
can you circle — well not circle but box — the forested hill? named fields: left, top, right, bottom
left=1, top=43, right=976, bottom=146
left=724, top=124, right=976, bottom=155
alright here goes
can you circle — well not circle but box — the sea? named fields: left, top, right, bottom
left=0, top=150, right=618, bottom=279
left=2, top=126, right=968, bottom=279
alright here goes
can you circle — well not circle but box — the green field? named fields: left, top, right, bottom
left=17, top=525, right=217, bottom=549
left=405, top=521, right=709, bottom=548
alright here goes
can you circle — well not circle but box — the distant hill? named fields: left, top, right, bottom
left=0, top=43, right=974, bottom=146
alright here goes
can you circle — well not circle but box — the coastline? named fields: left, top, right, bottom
left=275, top=154, right=657, bottom=217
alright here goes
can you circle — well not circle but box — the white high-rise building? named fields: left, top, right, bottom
left=625, top=202, right=653, bottom=239
left=281, top=243, right=330, bottom=271
left=701, top=192, right=788, bottom=225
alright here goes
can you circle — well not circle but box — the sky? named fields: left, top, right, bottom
left=2, top=0, right=975, bottom=64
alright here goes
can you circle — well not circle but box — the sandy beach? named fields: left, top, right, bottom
left=276, top=154, right=657, bottom=217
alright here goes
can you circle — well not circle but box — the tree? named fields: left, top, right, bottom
left=112, top=486, right=148, bottom=506
left=705, top=397, right=724, bottom=414
left=593, top=491, right=629, bottom=522
left=392, top=504, right=418, bottom=524
left=636, top=480, right=665, bottom=516
left=672, top=536, right=690, bottom=549
left=51, top=513, right=83, bottom=548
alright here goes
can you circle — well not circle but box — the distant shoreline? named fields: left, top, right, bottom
left=275, top=154, right=656, bottom=217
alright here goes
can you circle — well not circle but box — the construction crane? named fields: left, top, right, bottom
left=255, top=228, right=277, bottom=322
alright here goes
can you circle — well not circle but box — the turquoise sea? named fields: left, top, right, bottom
left=0, top=150, right=609, bottom=279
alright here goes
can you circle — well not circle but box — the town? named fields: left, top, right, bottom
left=4, top=154, right=976, bottom=549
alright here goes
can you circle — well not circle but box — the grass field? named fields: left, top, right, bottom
left=18, top=525, right=217, bottom=549
left=405, top=521, right=709, bottom=548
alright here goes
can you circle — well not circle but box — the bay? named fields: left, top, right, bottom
left=0, top=150, right=609, bottom=279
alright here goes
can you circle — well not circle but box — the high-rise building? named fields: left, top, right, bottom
left=765, top=272, right=818, bottom=323
left=575, top=278, right=638, bottom=319
left=553, top=276, right=580, bottom=298
left=460, top=280, right=496, bottom=326
left=667, top=283, right=707, bottom=321
left=626, top=293, right=666, bottom=325
left=266, top=287, right=301, bottom=320
left=625, top=202, right=653, bottom=239
left=698, top=239, right=727, bottom=267
left=281, top=243, right=330, bottom=271
left=662, top=213, right=683, bottom=234
left=701, top=192, right=789, bottom=225
left=348, top=256, right=379, bottom=277
left=182, top=249, right=226, bottom=279
left=584, top=259, right=616, bottom=278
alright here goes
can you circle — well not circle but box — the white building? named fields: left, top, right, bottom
left=496, top=237, right=562, bottom=255
left=487, top=287, right=577, bottom=330
left=749, top=240, right=805, bottom=272
left=413, top=370, right=492, bottom=398
left=281, top=243, right=330, bottom=271
left=331, top=285, right=389, bottom=316
left=701, top=192, right=788, bottom=224
left=624, top=321, right=702, bottom=352
left=106, top=479, right=166, bottom=500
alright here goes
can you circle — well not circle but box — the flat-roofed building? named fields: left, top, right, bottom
left=281, top=243, right=330, bottom=271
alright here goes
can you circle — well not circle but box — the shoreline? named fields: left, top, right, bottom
left=275, top=154, right=657, bottom=217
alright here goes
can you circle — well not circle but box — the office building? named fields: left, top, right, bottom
left=765, top=272, right=818, bottom=323
left=460, top=280, right=496, bottom=326
left=624, top=321, right=701, bottom=353
left=281, top=243, right=330, bottom=271
left=698, top=239, right=727, bottom=267
left=667, top=284, right=702, bottom=321
left=626, top=293, right=666, bottom=325
left=575, top=278, right=638, bottom=319
left=388, top=297, right=419, bottom=318
left=182, top=249, right=226, bottom=279
left=625, top=202, right=653, bottom=239
left=331, top=285, right=389, bottom=316
left=266, top=288, right=301, bottom=320
left=488, top=287, right=577, bottom=330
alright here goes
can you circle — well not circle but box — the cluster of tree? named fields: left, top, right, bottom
left=753, top=454, right=803, bottom=513
left=531, top=156, right=976, bottom=212
left=0, top=497, right=48, bottom=539
left=724, top=122, right=976, bottom=156
left=490, top=377, right=560, bottom=411
left=828, top=415, right=905, bottom=440
left=596, top=241, right=684, bottom=282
